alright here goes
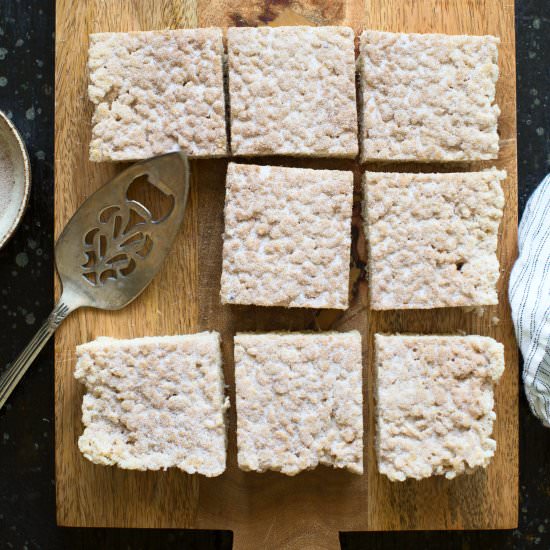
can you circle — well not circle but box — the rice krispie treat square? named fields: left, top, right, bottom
left=375, top=334, right=504, bottom=481
left=88, top=28, right=227, bottom=161
left=221, top=163, right=353, bottom=309
left=227, top=26, right=358, bottom=157
left=74, top=332, right=229, bottom=477
left=363, top=169, right=506, bottom=310
left=358, top=30, right=500, bottom=162
left=235, top=331, right=363, bottom=475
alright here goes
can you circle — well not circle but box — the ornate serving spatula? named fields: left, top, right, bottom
left=0, top=151, right=190, bottom=409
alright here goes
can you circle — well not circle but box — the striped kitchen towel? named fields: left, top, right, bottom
left=509, top=174, right=550, bottom=426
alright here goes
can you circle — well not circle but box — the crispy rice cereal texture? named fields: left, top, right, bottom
left=88, top=28, right=227, bottom=161
left=235, top=331, right=364, bottom=476
left=375, top=334, right=505, bottom=481
left=74, top=333, right=229, bottom=477
left=221, top=163, right=353, bottom=309
left=363, top=169, right=506, bottom=310
left=227, top=26, right=358, bottom=157
left=358, top=30, right=500, bottom=162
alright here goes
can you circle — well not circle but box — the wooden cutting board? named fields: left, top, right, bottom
left=54, top=0, right=518, bottom=546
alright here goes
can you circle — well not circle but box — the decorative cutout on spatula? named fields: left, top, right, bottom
left=81, top=202, right=155, bottom=286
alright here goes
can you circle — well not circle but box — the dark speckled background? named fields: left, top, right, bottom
left=0, top=1, right=548, bottom=548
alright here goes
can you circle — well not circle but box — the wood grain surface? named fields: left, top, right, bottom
left=55, top=0, right=518, bottom=547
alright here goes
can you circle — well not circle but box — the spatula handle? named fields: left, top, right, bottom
left=0, top=298, right=74, bottom=410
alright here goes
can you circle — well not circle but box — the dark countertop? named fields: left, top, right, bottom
left=0, top=1, right=549, bottom=548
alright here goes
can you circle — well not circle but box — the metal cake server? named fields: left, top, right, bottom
left=0, top=151, right=190, bottom=409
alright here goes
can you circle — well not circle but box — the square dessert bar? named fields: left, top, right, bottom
left=358, top=30, right=500, bottom=162
left=363, top=169, right=506, bottom=310
left=375, top=334, right=505, bottom=481
left=88, top=28, right=227, bottom=161
left=221, top=163, right=353, bottom=309
left=74, top=333, right=228, bottom=477
left=235, top=331, right=363, bottom=475
left=227, top=26, right=358, bottom=157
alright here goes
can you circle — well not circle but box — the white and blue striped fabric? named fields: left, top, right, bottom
left=509, top=174, right=550, bottom=427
